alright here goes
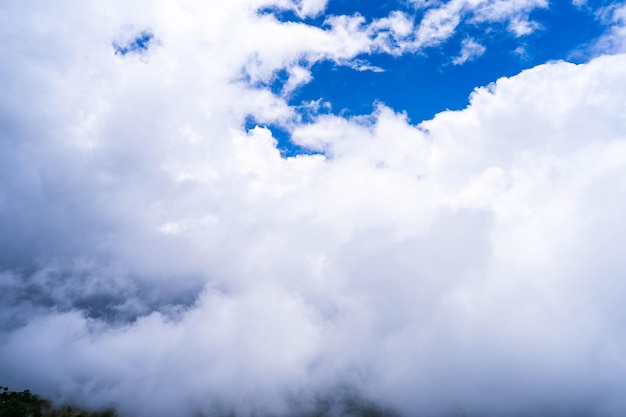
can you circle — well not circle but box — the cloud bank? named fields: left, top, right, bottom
left=2, top=1, right=626, bottom=417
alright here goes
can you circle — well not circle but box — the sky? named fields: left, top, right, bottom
left=1, top=1, right=626, bottom=417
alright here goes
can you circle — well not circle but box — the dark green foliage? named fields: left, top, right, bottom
left=0, top=387, right=117, bottom=417
left=0, top=387, right=47, bottom=417
left=1, top=385, right=396, bottom=417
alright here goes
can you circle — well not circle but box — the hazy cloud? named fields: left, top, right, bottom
left=1, top=1, right=626, bottom=417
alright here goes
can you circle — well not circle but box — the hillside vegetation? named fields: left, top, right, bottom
left=1, top=386, right=396, bottom=417
left=0, top=387, right=116, bottom=417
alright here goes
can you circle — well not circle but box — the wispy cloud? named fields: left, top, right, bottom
left=452, top=37, right=486, bottom=64
left=591, top=2, right=626, bottom=55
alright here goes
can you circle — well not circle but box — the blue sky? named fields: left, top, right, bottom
left=254, top=0, right=613, bottom=155
left=2, top=1, right=626, bottom=417
left=297, top=1, right=603, bottom=119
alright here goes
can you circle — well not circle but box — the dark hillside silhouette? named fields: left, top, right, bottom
left=0, top=387, right=116, bottom=417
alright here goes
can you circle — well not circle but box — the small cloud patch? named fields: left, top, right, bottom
left=452, top=38, right=486, bottom=65
left=113, top=31, right=155, bottom=56
left=244, top=115, right=322, bottom=158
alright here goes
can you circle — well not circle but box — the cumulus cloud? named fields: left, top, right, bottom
left=2, top=1, right=626, bottom=417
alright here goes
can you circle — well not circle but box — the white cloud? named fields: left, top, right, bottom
left=1, top=1, right=626, bottom=417
left=412, top=0, right=547, bottom=50
left=415, top=0, right=464, bottom=47
left=282, top=66, right=313, bottom=95
left=452, top=37, right=486, bottom=64
left=264, top=0, right=329, bottom=17
left=507, top=16, right=542, bottom=36
left=469, top=0, right=548, bottom=23
left=591, top=2, right=626, bottom=55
